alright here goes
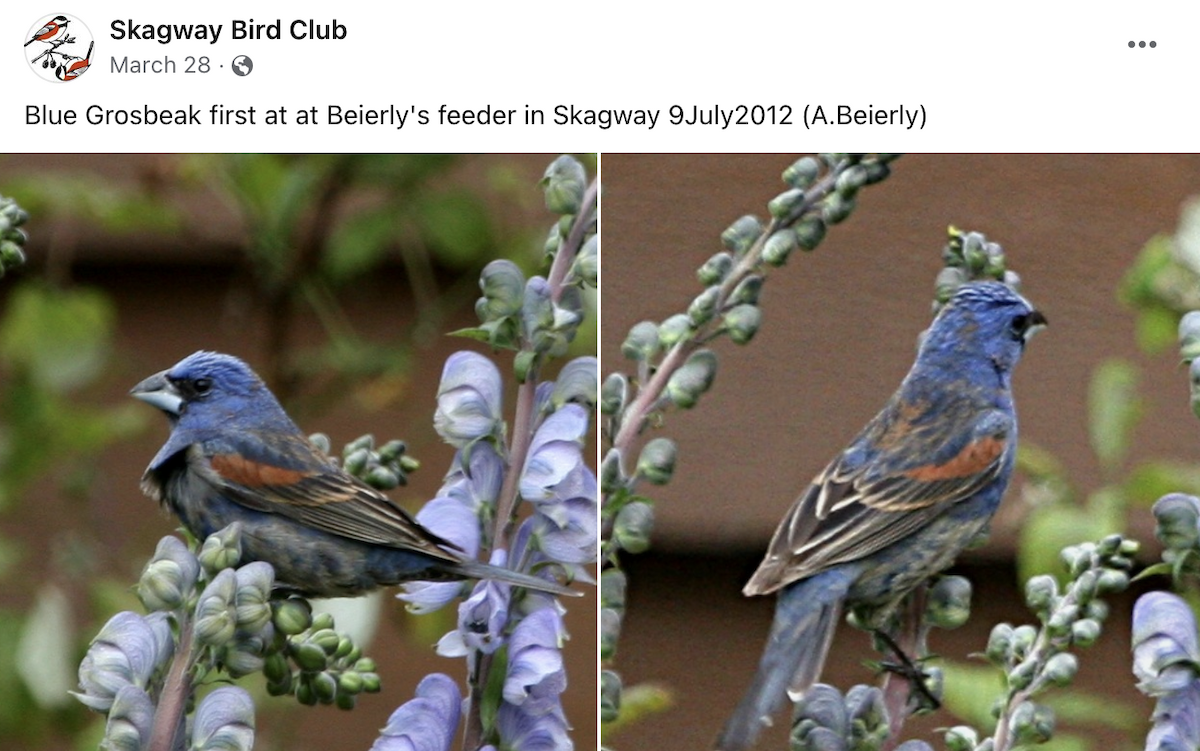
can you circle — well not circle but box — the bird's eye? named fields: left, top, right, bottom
left=1010, top=313, right=1030, bottom=340
left=192, top=377, right=213, bottom=395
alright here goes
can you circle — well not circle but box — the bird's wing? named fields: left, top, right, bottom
left=743, top=402, right=1012, bottom=596
left=198, top=431, right=462, bottom=562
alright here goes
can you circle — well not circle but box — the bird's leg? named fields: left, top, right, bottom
left=872, top=629, right=940, bottom=710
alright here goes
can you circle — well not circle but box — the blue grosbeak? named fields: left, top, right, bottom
left=717, top=282, right=1046, bottom=751
left=131, top=351, right=575, bottom=598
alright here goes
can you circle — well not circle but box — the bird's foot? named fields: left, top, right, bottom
left=871, top=629, right=941, bottom=711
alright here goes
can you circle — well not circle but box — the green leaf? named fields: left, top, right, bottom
left=1124, top=461, right=1200, bottom=507
left=1087, top=360, right=1141, bottom=472
left=416, top=191, right=494, bottom=268
left=15, top=585, right=73, bottom=709
left=1135, top=305, right=1180, bottom=354
left=323, top=207, right=397, bottom=283
left=1042, top=691, right=1140, bottom=731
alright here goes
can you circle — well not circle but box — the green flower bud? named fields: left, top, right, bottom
left=821, top=193, right=855, bottom=225
left=344, top=434, right=374, bottom=454
left=311, top=613, right=335, bottom=631
left=622, top=321, right=660, bottom=362
left=541, top=155, right=586, bottom=215
left=721, top=216, right=764, bottom=256
left=600, top=373, right=628, bottom=417
left=658, top=313, right=695, bottom=348
left=601, top=568, right=627, bottom=611
left=222, top=643, right=265, bottom=678
left=768, top=188, right=807, bottom=220
left=835, top=165, right=868, bottom=197
left=1084, top=599, right=1109, bottom=622
left=573, top=235, right=598, bottom=287
left=1009, top=701, right=1055, bottom=745
left=944, top=726, right=979, bottom=751
left=794, top=216, right=826, bottom=251
left=688, top=286, right=721, bottom=326
left=1180, top=311, right=1200, bottom=362
left=1007, top=660, right=1038, bottom=691
left=198, top=524, right=243, bottom=573
left=360, top=672, right=381, bottom=693
left=308, top=433, right=332, bottom=455
left=601, top=607, right=621, bottom=660
left=1059, top=545, right=1091, bottom=577
left=378, top=439, right=407, bottom=461
left=1154, top=494, right=1200, bottom=551
left=600, top=448, right=625, bottom=493
left=336, top=692, right=356, bottom=711
left=354, top=657, right=376, bottom=673
left=477, top=259, right=526, bottom=321
left=924, top=575, right=972, bottom=630
left=273, top=598, right=313, bottom=636
left=1095, top=569, right=1129, bottom=595
left=1072, top=570, right=1098, bottom=605
left=234, top=563, right=275, bottom=634
left=935, top=267, right=969, bottom=305
left=365, top=465, right=400, bottom=489
left=985, top=623, right=1015, bottom=665
left=1011, top=625, right=1038, bottom=658
left=293, top=643, right=329, bottom=672
left=263, top=653, right=290, bottom=683
left=729, top=275, right=763, bottom=307
left=1047, top=605, right=1079, bottom=638
left=399, top=455, right=420, bottom=473
left=601, top=670, right=622, bottom=723
left=762, top=229, right=799, bottom=266
left=295, top=680, right=317, bottom=706
left=310, top=629, right=342, bottom=655
left=338, top=670, right=364, bottom=695
left=1024, top=575, right=1058, bottom=613
left=666, top=350, right=718, bottom=409
left=0, top=242, right=25, bottom=269
left=637, top=438, right=677, bottom=485
left=698, top=252, right=735, bottom=286
left=266, top=673, right=294, bottom=696
left=863, top=161, right=891, bottom=185
left=724, top=304, right=763, bottom=345
left=783, top=157, right=821, bottom=189
left=194, top=570, right=238, bottom=647
left=137, top=537, right=200, bottom=612
left=1097, top=534, right=1123, bottom=557
left=312, top=671, right=338, bottom=704
left=1043, top=653, right=1078, bottom=686
left=1070, top=618, right=1101, bottom=647
left=342, top=448, right=370, bottom=477
left=334, top=637, right=354, bottom=660
left=614, top=502, right=654, bottom=554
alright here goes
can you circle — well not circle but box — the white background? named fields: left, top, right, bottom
left=9, top=1, right=1199, bottom=151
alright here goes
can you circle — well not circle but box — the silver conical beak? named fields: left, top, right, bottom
left=130, top=370, right=184, bottom=415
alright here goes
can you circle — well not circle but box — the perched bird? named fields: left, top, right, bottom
left=131, top=350, right=575, bottom=598
left=717, top=282, right=1046, bottom=751
left=25, top=15, right=69, bottom=46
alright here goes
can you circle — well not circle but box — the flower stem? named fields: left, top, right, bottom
left=149, top=619, right=194, bottom=751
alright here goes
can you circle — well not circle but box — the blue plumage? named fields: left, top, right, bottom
left=717, top=282, right=1046, bottom=751
left=131, top=351, right=574, bottom=598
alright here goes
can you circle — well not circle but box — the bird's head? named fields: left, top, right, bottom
left=130, top=351, right=292, bottom=430
left=923, top=281, right=1047, bottom=374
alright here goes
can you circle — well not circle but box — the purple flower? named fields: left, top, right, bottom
left=1134, top=592, right=1200, bottom=751
left=372, top=674, right=462, bottom=751
left=434, top=352, right=503, bottom=448
left=519, top=405, right=590, bottom=510
left=496, top=701, right=573, bottom=751
left=192, top=686, right=255, bottom=751
left=102, top=685, right=154, bottom=750
left=398, top=443, right=505, bottom=613
left=503, top=608, right=567, bottom=715
left=437, top=552, right=512, bottom=658
left=1134, top=592, right=1200, bottom=695
left=73, top=611, right=174, bottom=712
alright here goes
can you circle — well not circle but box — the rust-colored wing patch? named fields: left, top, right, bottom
left=902, top=436, right=1005, bottom=482
left=210, top=454, right=313, bottom=487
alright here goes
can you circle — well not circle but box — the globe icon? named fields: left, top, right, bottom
left=232, top=56, right=253, bottom=76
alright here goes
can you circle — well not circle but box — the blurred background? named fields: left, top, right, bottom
left=601, top=154, right=1200, bottom=751
left=0, top=153, right=596, bottom=750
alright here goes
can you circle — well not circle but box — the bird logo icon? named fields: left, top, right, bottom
left=24, top=13, right=94, bottom=82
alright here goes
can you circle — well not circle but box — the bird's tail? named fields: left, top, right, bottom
left=716, top=567, right=856, bottom=751
left=450, top=559, right=581, bottom=598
